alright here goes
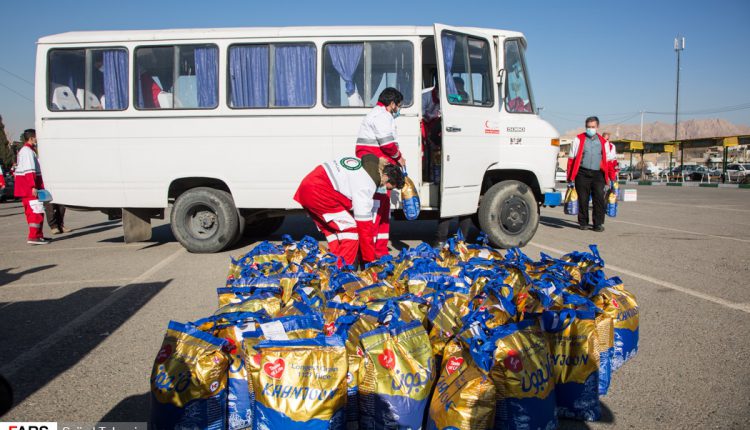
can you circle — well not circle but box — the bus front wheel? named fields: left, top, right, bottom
left=171, top=187, right=240, bottom=253
left=478, top=180, right=539, bottom=248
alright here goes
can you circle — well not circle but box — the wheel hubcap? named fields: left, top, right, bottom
left=187, top=205, right=218, bottom=239
left=499, top=196, right=529, bottom=235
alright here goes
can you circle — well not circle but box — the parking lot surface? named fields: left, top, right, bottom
left=1, top=185, right=749, bottom=428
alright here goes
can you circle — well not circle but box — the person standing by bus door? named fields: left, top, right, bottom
left=355, top=87, right=406, bottom=259
left=294, top=155, right=405, bottom=266
left=566, top=116, right=612, bottom=232
left=45, top=203, right=69, bottom=234
left=14, top=129, right=49, bottom=244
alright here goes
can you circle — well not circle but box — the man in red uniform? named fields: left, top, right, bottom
left=567, top=117, right=615, bottom=232
left=14, top=129, right=49, bottom=244
left=355, top=87, right=406, bottom=258
left=294, top=154, right=405, bottom=266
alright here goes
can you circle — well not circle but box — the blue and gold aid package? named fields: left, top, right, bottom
left=358, top=320, right=436, bottom=430
left=489, top=319, right=558, bottom=430
left=190, top=312, right=267, bottom=430
left=542, top=309, right=601, bottom=421
left=426, top=336, right=496, bottom=430
left=253, top=336, right=348, bottom=430
left=150, top=321, right=230, bottom=430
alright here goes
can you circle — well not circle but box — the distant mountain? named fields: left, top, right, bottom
left=563, top=118, right=750, bottom=141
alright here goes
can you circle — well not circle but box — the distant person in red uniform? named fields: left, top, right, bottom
left=14, top=129, right=49, bottom=244
left=355, top=88, right=406, bottom=259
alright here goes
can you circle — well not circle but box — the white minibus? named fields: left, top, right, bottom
left=36, top=24, right=561, bottom=252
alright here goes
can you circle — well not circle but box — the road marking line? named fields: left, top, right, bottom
left=0, top=247, right=184, bottom=377
left=637, top=200, right=750, bottom=213
left=4, top=243, right=164, bottom=254
left=527, top=241, right=750, bottom=314
left=606, top=219, right=750, bottom=243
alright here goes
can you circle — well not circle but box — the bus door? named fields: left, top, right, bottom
left=434, top=24, right=499, bottom=217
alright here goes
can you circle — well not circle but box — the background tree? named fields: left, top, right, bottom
left=0, top=115, right=17, bottom=170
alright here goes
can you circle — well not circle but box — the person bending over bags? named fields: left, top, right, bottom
left=295, top=154, right=405, bottom=267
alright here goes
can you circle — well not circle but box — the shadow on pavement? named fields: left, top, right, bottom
left=100, top=392, right=149, bottom=422
left=0, top=212, right=22, bottom=218
left=49, top=223, right=122, bottom=243
left=0, top=280, right=171, bottom=412
left=0, top=265, right=57, bottom=286
left=559, top=401, right=615, bottom=428
left=540, top=215, right=581, bottom=230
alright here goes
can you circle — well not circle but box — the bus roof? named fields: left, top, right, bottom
left=38, top=25, right=526, bottom=44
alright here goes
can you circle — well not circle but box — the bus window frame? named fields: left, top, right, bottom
left=321, top=39, right=415, bottom=109
left=441, top=30, right=494, bottom=109
left=133, top=43, right=220, bottom=111
left=226, top=41, right=318, bottom=110
left=46, top=46, right=130, bottom=112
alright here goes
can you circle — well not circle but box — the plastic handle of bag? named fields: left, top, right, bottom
left=542, top=309, right=576, bottom=333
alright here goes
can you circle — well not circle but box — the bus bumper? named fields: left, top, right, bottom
left=542, top=191, right=562, bottom=208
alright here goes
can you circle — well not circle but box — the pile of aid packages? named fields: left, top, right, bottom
left=150, top=234, right=639, bottom=430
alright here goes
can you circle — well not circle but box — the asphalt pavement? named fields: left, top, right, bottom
left=0, top=186, right=748, bottom=428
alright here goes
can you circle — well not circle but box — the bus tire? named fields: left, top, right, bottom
left=478, top=180, right=539, bottom=248
left=171, top=187, right=239, bottom=253
left=243, top=216, right=285, bottom=238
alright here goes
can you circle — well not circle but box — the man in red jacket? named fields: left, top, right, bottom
left=567, top=116, right=613, bottom=232
left=14, top=129, right=49, bottom=244
left=355, top=88, right=406, bottom=259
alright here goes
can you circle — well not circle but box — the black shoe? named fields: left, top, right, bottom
left=593, top=225, right=605, bottom=232
left=578, top=224, right=588, bottom=230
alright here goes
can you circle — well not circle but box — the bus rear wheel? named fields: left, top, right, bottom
left=171, top=187, right=239, bottom=253
left=478, top=180, right=539, bottom=248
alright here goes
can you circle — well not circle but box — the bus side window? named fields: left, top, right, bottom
left=48, top=48, right=128, bottom=111
left=49, top=50, right=84, bottom=111
left=229, top=43, right=316, bottom=108
left=322, top=41, right=413, bottom=108
left=504, top=40, right=535, bottom=113
left=135, top=45, right=218, bottom=110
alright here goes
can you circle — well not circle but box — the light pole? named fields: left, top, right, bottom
left=674, top=36, right=685, bottom=170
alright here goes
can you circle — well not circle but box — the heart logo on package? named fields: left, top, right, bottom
left=378, top=349, right=396, bottom=370
left=503, top=349, right=523, bottom=373
left=264, top=358, right=286, bottom=379
left=445, top=357, right=464, bottom=375
left=156, top=344, right=172, bottom=364
left=324, top=322, right=336, bottom=336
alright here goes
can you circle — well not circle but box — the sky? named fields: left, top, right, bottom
left=0, top=0, right=748, bottom=140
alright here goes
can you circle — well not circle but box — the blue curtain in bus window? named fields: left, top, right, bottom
left=274, top=44, right=315, bottom=107
left=229, top=45, right=269, bottom=108
left=103, top=50, right=128, bottom=110
left=195, top=46, right=218, bottom=108
left=328, top=44, right=362, bottom=97
left=441, top=33, right=458, bottom=98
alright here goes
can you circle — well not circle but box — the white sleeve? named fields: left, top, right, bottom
left=568, top=137, right=580, bottom=159
left=606, top=142, right=617, bottom=161
left=351, top=182, right=376, bottom=222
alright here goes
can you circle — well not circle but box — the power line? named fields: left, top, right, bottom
left=0, top=81, right=33, bottom=103
left=0, top=66, right=34, bottom=86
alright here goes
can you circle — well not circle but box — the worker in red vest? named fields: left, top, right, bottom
left=354, top=88, right=406, bottom=258
left=566, top=116, right=614, bottom=232
left=14, top=129, right=49, bottom=244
